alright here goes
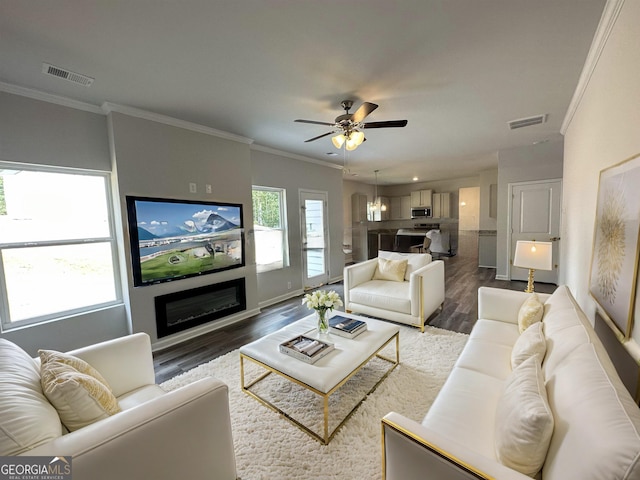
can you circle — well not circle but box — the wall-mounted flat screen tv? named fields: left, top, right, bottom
left=126, top=196, right=244, bottom=287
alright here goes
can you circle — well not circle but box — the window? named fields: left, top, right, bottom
left=0, top=164, right=120, bottom=330
left=252, top=186, right=289, bottom=273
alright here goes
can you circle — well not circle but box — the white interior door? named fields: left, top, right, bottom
left=509, top=180, right=562, bottom=284
left=300, top=190, right=329, bottom=289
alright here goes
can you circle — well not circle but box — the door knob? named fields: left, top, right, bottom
left=550, top=237, right=561, bottom=241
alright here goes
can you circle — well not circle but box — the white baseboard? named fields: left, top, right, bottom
left=259, top=289, right=304, bottom=309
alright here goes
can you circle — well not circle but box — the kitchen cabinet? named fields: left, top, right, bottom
left=351, top=193, right=368, bottom=262
left=411, top=189, right=432, bottom=208
left=432, top=192, right=451, bottom=218
left=390, top=195, right=411, bottom=220
left=351, top=193, right=368, bottom=222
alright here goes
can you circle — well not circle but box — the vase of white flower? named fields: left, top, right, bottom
left=302, top=290, right=343, bottom=335
left=316, top=309, right=329, bottom=334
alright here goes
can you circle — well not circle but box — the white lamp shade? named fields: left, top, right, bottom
left=513, top=241, right=553, bottom=271
left=351, top=130, right=365, bottom=146
left=345, top=138, right=358, bottom=150
left=332, top=134, right=346, bottom=148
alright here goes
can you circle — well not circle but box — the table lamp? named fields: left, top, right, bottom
left=513, top=241, right=553, bottom=293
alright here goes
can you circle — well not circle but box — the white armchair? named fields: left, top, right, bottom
left=343, top=251, right=445, bottom=331
left=1, top=333, right=237, bottom=480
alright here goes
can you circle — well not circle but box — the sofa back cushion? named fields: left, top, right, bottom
left=378, top=251, right=431, bottom=281
left=543, top=343, right=640, bottom=480
left=0, top=339, right=62, bottom=455
left=541, top=286, right=592, bottom=378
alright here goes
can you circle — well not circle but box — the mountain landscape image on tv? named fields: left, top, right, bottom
left=126, top=196, right=244, bottom=286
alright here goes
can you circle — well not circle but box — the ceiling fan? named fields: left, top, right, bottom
left=295, top=100, right=408, bottom=150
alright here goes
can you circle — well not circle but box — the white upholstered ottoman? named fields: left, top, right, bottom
left=239, top=313, right=399, bottom=443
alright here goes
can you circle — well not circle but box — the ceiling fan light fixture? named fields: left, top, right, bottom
left=332, top=134, right=346, bottom=148
left=297, top=100, right=407, bottom=148
left=344, top=130, right=365, bottom=151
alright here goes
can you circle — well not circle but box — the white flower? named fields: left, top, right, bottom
left=302, top=290, right=343, bottom=313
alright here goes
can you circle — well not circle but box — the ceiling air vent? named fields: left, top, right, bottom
left=42, top=63, right=94, bottom=87
left=508, top=114, right=547, bottom=130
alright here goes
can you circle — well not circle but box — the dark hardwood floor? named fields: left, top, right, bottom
left=152, top=232, right=555, bottom=383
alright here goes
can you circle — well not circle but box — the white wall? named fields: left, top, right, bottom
left=0, top=92, right=110, bottom=170
left=496, top=139, right=564, bottom=278
left=0, top=90, right=349, bottom=352
left=459, top=186, right=480, bottom=231
left=0, top=92, right=129, bottom=354
left=251, top=147, right=345, bottom=305
left=562, top=0, right=640, bottom=352
left=479, top=169, right=498, bottom=231
left=108, top=111, right=258, bottom=347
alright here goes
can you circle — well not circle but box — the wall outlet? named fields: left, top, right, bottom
left=189, top=183, right=197, bottom=193
left=287, top=281, right=292, bottom=289
left=206, top=184, right=212, bottom=194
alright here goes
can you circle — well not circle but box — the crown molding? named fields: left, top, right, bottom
left=251, top=143, right=343, bottom=170
left=0, top=81, right=104, bottom=114
left=101, top=102, right=253, bottom=144
left=561, top=0, right=625, bottom=134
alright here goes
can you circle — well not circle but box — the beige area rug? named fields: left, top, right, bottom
left=160, top=324, right=468, bottom=480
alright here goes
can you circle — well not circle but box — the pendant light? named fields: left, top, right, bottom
left=373, top=170, right=387, bottom=213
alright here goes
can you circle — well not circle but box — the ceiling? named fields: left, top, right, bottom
left=0, top=0, right=605, bottom=185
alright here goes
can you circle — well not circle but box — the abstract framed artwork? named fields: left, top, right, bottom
left=589, top=153, right=640, bottom=339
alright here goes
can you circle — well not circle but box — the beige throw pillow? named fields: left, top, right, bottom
left=372, top=257, right=408, bottom=282
left=511, top=321, right=547, bottom=369
left=495, top=355, right=554, bottom=476
left=518, top=293, right=544, bottom=333
left=39, top=350, right=121, bottom=432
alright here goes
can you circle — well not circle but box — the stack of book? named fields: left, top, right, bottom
left=329, top=316, right=367, bottom=339
left=279, top=335, right=334, bottom=364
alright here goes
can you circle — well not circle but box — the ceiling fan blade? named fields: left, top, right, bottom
left=363, top=120, right=408, bottom=129
left=351, top=102, right=378, bottom=123
left=304, top=131, right=333, bottom=143
left=295, top=119, right=335, bottom=126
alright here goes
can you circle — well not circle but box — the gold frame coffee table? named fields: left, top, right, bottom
left=239, top=313, right=400, bottom=444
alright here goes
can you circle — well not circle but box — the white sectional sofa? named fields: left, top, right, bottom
left=0, top=333, right=237, bottom=480
left=344, top=251, right=445, bottom=331
left=382, top=285, right=640, bottom=480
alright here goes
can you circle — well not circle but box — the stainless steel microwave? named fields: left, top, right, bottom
left=411, top=207, right=432, bottom=219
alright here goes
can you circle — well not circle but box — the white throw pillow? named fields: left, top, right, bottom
left=39, top=350, right=121, bottom=432
left=495, top=355, right=554, bottom=476
left=372, top=257, right=408, bottom=282
left=0, top=340, right=62, bottom=455
left=518, top=293, right=544, bottom=333
left=511, top=321, right=546, bottom=369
